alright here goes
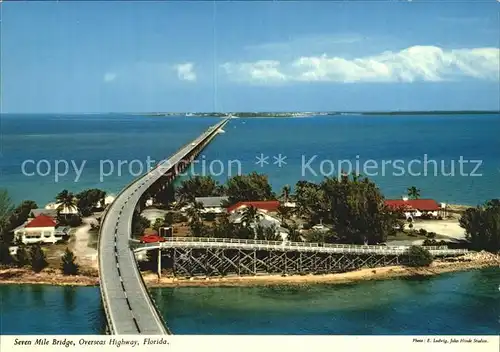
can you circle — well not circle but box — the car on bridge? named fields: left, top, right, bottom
left=139, top=234, right=167, bottom=244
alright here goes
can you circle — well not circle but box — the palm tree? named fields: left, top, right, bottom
left=276, top=205, right=292, bottom=223
left=55, top=190, right=77, bottom=217
left=284, top=221, right=302, bottom=242
left=281, top=185, right=292, bottom=203
left=185, top=201, right=203, bottom=224
left=241, top=206, right=262, bottom=228
left=407, top=186, right=421, bottom=200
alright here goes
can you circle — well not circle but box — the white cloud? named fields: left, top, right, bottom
left=221, top=46, right=500, bottom=84
left=103, top=72, right=117, bottom=82
left=174, top=63, right=197, bottom=82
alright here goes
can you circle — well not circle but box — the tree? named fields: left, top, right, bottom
left=407, top=186, right=421, bottom=200
left=152, top=218, right=165, bottom=231
left=30, top=244, right=48, bottom=273
left=154, top=182, right=176, bottom=206
left=15, top=245, right=30, bottom=268
left=186, top=201, right=204, bottom=224
left=55, top=190, right=77, bottom=217
left=0, top=242, right=13, bottom=266
left=282, top=222, right=302, bottom=242
left=0, top=189, right=15, bottom=239
left=61, top=248, right=79, bottom=275
left=276, top=205, right=292, bottom=223
left=164, top=212, right=174, bottom=226
left=186, top=202, right=209, bottom=237
left=241, top=206, right=263, bottom=228
left=225, top=172, right=275, bottom=204
left=211, top=213, right=238, bottom=239
left=295, top=175, right=398, bottom=245
left=176, top=176, right=224, bottom=205
left=459, top=200, right=500, bottom=252
left=7, top=199, right=38, bottom=232
left=132, top=211, right=151, bottom=237
left=281, top=185, right=292, bottom=203
left=405, top=246, right=433, bottom=267
left=57, top=214, right=82, bottom=227
left=76, top=188, right=106, bottom=216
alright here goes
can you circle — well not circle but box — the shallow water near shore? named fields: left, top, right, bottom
left=1, top=267, right=498, bottom=335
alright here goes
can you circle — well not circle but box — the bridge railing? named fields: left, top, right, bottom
left=135, top=237, right=465, bottom=254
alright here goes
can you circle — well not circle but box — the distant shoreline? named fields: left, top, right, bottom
left=2, top=111, right=497, bottom=117
left=1, top=253, right=497, bottom=288
left=141, top=110, right=499, bottom=118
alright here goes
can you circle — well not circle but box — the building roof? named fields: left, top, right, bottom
left=29, top=209, right=58, bottom=219
left=25, top=214, right=57, bottom=228
left=385, top=199, right=441, bottom=211
left=227, top=200, right=280, bottom=213
left=194, top=196, right=229, bottom=208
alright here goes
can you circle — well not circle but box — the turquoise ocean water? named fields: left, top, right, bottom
left=1, top=113, right=499, bottom=206
left=0, top=268, right=498, bottom=335
left=1, top=113, right=499, bottom=335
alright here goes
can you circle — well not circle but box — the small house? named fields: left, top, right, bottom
left=14, top=214, right=67, bottom=244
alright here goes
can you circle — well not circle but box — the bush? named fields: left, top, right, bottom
left=15, top=245, right=30, bottom=267
left=418, top=228, right=428, bottom=236
left=426, top=231, right=437, bottom=239
left=405, top=245, right=434, bottom=267
left=61, top=248, right=79, bottom=275
left=58, top=214, right=82, bottom=227
left=172, top=212, right=188, bottom=223
left=30, top=244, right=48, bottom=273
left=202, top=213, right=216, bottom=222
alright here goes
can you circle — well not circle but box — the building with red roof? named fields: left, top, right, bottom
left=227, top=200, right=280, bottom=213
left=14, top=214, right=67, bottom=245
left=25, top=214, right=57, bottom=228
left=384, top=198, right=442, bottom=219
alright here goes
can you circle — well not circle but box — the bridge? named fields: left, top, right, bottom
left=98, top=117, right=230, bottom=335
left=132, top=237, right=468, bottom=277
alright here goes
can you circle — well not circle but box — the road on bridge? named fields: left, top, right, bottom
left=99, top=118, right=229, bottom=335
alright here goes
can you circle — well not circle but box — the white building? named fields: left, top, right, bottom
left=194, top=196, right=229, bottom=214
left=229, top=210, right=289, bottom=241
left=14, top=215, right=67, bottom=245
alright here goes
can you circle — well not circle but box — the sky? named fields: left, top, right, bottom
left=1, top=1, right=499, bottom=113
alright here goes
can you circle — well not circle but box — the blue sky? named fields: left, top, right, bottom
left=1, top=1, right=499, bottom=113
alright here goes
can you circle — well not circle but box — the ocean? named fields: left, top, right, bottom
left=0, top=267, right=498, bottom=335
left=1, top=113, right=499, bottom=206
left=1, top=113, right=499, bottom=335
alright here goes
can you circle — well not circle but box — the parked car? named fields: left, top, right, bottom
left=139, top=234, right=166, bottom=244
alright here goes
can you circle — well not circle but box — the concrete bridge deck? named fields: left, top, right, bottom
left=98, top=118, right=229, bottom=335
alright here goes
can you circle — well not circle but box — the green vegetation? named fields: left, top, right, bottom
left=407, top=186, right=421, bottom=200
left=55, top=190, right=77, bottom=214
left=30, top=244, right=48, bottom=273
left=459, top=199, right=500, bottom=253
left=15, top=245, right=30, bottom=268
left=132, top=211, right=151, bottom=236
left=405, top=245, right=434, bottom=267
left=175, top=176, right=224, bottom=205
left=293, top=174, right=400, bottom=244
left=225, top=172, right=275, bottom=204
left=61, top=248, right=79, bottom=275
left=76, top=188, right=106, bottom=216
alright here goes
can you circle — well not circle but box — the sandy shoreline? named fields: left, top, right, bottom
left=1, top=253, right=498, bottom=288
